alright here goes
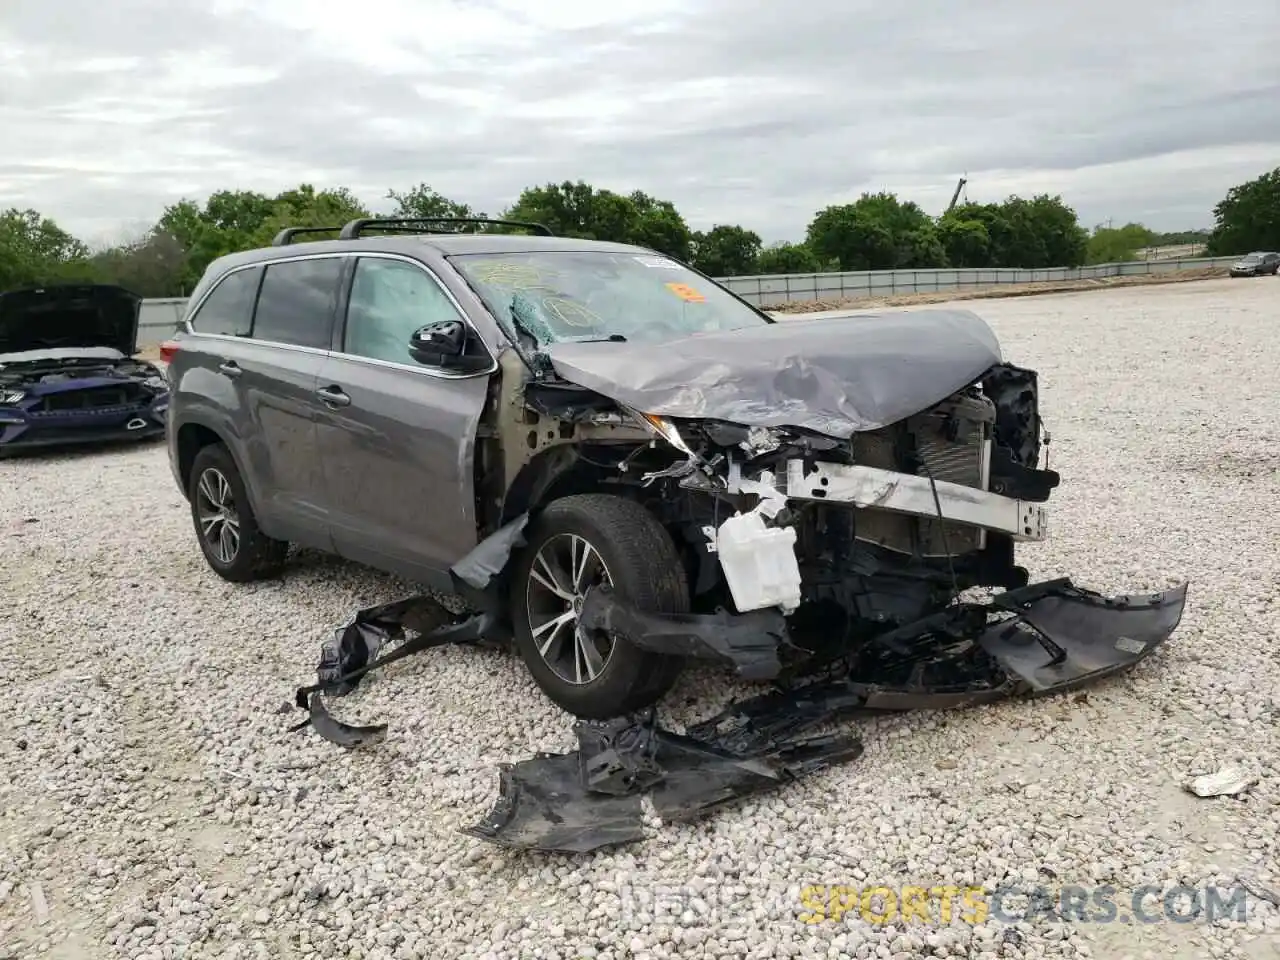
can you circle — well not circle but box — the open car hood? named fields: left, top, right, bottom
left=542, top=308, right=1004, bottom=438
left=0, top=284, right=142, bottom=358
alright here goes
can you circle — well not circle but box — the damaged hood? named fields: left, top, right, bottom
left=542, top=308, right=1003, bottom=438
left=0, top=284, right=142, bottom=359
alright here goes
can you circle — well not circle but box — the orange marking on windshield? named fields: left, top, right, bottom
left=664, top=282, right=705, bottom=303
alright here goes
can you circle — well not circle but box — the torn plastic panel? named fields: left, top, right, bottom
left=462, top=712, right=864, bottom=854
left=291, top=596, right=501, bottom=748
left=462, top=753, right=648, bottom=854
left=981, top=579, right=1189, bottom=693
left=289, top=575, right=1187, bottom=850
left=309, top=595, right=454, bottom=698
left=982, top=363, right=1045, bottom=469
left=577, top=583, right=788, bottom=681
left=448, top=512, right=528, bottom=619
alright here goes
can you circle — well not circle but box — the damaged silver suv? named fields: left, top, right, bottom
left=166, top=217, right=1187, bottom=720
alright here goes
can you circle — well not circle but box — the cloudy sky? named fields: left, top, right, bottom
left=2, top=0, right=1277, bottom=247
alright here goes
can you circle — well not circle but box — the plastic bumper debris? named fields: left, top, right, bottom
left=577, top=583, right=788, bottom=680
left=290, top=595, right=498, bottom=747
left=462, top=711, right=864, bottom=854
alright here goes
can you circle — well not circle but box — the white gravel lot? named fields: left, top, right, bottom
left=2, top=275, right=1279, bottom=960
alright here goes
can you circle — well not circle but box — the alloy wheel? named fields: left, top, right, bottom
left=525, top=533, right=615, bottom=684
left=195, top=467, right=241, bottom=565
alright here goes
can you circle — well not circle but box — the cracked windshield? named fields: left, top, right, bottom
left=449, top=250, right=769, bottom=344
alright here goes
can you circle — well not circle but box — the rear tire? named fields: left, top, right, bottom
left=188, top=443, right=288, bottom=582
left=511, top=494, right=689, bottom=718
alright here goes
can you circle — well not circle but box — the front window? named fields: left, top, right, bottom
left=448, top=251, right=769, bottom=346
left=1241, top=254, right=1262, bottom=263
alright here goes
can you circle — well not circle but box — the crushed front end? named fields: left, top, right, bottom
left=568, top=360, right=1187, bottom=704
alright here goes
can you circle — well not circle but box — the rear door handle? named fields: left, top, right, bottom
left=218, top=360, right=242, bottom=377
left=316, top=385, right=351, bottom=407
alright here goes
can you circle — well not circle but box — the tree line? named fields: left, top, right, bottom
left=2, top=166, right=1276, bottom=298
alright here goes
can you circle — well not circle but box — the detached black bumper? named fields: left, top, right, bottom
left=288, top=574, right=1189, bottom=856
left=577, top=577, right=1189, bottom=704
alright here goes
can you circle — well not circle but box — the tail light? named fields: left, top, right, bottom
left=159, top=340, right=180, bottom=364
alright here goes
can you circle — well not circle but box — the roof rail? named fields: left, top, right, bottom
left=271, top=226, right=344, bottom=246
left=337, top=217, right=554, bottom=240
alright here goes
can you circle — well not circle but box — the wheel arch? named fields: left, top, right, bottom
left=498, top=444, right=617, bottom=527
left=175, top=417, right=262, bottom=517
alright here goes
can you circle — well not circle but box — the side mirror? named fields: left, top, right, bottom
left=409, top=320, right=485, bottom=371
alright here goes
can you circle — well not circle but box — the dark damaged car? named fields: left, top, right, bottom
left=0, top=284, right=169, bottom=452
left=165, top=218, right=1188, bottom=726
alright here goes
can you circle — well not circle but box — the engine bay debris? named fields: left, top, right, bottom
left=287, top=575, right=1188, bottom=854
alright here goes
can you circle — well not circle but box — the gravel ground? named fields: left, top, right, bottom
left=2, top=275, right=1279, bottom=960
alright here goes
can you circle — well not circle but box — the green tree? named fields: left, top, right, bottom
left=159, top=184, right=372, bottom=288
left=1086, top=222, right=1156, bottom=264
left=89, top=228, right=189, bottom=297
left=627, top=191, right=693, bottom=262
left=1024, top=194, right=1089, bottom=267
left=690, top=224, right=762, bottom=276
left=806, top=193, right=946, bottom=271
left=1206, top=166, right=1280, bottom=255
left=936, top=214, right=991, bottom=268
left=944, top=195, right=1087, bottom=268
left=0, top=208, right=95, bottom=289
left=159, top=190, right=275, bottom=289
left=247, top=184, right=371, bottom=248
left=504, top=180, right=693, bottom=259
left=1151, top=229, right=1210, bottom=246
left=756, top=241, right=823, bottom=274
left=386, top=183, right=484, bottom=223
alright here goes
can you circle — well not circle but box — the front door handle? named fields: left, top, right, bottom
left=316, top=385, right=351, bottom=407
left=218, top=360, right=242, bottom=378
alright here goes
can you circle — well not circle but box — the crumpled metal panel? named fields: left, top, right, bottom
left=542, top=309, right=1003, bottom=439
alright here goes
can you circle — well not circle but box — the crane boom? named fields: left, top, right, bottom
left=946, top=177, right=968, bottom=213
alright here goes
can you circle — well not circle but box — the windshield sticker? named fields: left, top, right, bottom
left=542, top=297, right=603, bottom=329
left=665, top=282, right=706, bottom=303
left=634, top=255, right=681, bottom=269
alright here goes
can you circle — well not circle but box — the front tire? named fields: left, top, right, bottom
left=188, top=443, right=288, bottom=582
left=511, top=494, right=689, bottom=718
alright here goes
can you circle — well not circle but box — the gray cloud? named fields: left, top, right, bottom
left=2, top=0, right=1276, bottom=247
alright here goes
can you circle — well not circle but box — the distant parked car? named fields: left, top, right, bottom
left=1229, top=252, right=1280, bottom=277
left=0, top=284, right=170, bottom=453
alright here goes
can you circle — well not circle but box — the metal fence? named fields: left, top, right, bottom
left=134, top=255, right=1238, bottom=346
left=716, top=255, right=1238, bottom=308
left=137, top=298, right=189, bottom=348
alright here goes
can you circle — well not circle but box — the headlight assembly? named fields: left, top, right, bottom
left=0, top=389, right=25, bottom=405
left=635, top=411, right=694, bottom=455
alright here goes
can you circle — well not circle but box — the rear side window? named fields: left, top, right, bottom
left=251, top=257, right=345, bottom=349
left=189, top=266, right=260, bottom=336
